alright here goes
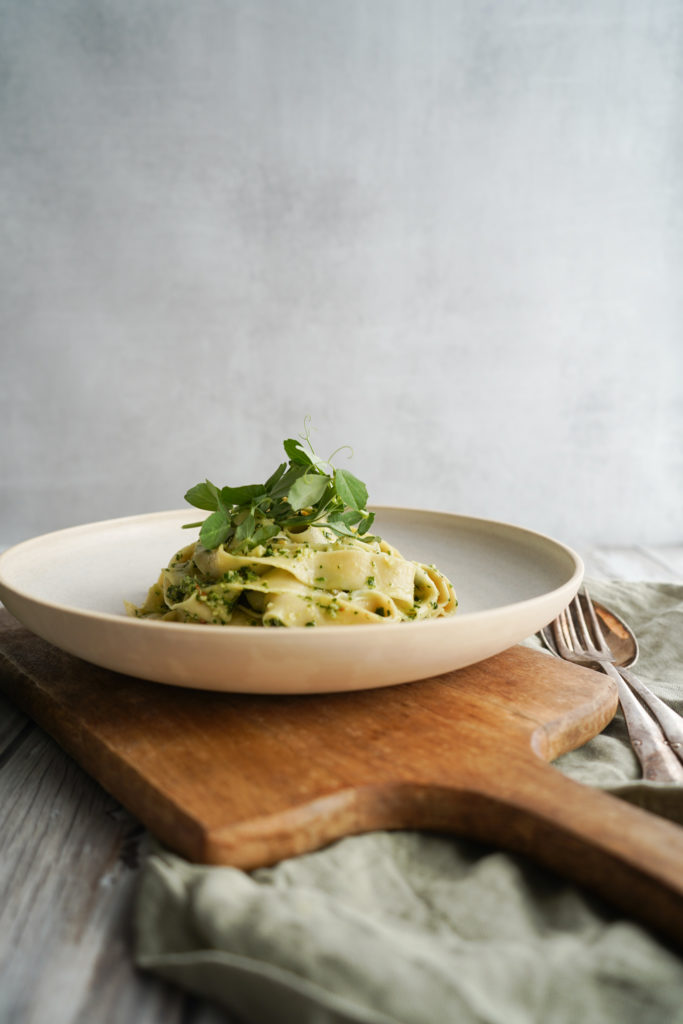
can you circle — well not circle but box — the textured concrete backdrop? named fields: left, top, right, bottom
left=1, top=0, right=681, bottom=549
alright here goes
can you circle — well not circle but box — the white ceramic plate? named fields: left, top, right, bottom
left=0, top=508, right=583, bottom=694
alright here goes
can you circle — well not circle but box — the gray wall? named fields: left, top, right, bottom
left=2, top=0, right=682, bottom=550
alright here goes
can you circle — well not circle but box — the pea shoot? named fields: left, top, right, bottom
left=182, top=424, right=376, bottom=553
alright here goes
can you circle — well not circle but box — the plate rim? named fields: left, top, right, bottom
left=0, top=504, right=584, bottom=632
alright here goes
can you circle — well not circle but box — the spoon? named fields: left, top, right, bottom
left=591, top=600, right=639, bottom=668
left=584, top=595, right=683, bottom=767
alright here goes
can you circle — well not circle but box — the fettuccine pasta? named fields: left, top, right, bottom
left=127, top=522, right=457, bottom=627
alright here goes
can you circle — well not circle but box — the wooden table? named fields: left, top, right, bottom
left=2, top=545, right=682, bottom=1024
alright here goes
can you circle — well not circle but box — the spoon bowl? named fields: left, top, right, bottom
left=589, top=598, right=639, bottom=668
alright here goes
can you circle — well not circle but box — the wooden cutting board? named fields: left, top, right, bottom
left=1, top=607, right=682, bottom=949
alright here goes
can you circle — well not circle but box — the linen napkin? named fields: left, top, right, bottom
left=134, top=580, right=683, bottom=1024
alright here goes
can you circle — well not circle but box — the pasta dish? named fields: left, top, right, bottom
left=127, top=524, right=456, bottom=626
left=127, top=429, right=457, bottom=627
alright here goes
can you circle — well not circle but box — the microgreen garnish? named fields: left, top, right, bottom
left=183, top=421, right=376, bottom=552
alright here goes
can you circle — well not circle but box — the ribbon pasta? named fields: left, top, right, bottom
left=127, top=523, right=457, bottom=627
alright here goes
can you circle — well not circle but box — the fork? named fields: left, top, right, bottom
left=578, top=594, right=683, bottom=767
left=541, top=591, right=683, bottom=783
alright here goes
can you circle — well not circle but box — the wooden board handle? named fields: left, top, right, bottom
left=202, top=761, right=683, bottom=951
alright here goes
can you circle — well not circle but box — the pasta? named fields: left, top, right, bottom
left=126, top=522, right=457, bottom=627
left=127, top=430, right=457, bottom=627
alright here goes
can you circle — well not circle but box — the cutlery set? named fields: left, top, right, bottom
left=540, top=590, right=683, bottom=783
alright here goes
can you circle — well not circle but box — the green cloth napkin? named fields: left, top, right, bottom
left=134, top=581, right=683, bottom=1024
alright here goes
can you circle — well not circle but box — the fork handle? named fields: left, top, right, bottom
left=603, top=663, right=683, bottom=783
left=618, top=666, right=683, bottom=768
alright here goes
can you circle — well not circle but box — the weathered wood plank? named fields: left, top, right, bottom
left=0, top=691, right=31, bottom=754
left=582, top=546, right=683, bottom=582
left=578, top=550, right=613, bottom=581
left=642, top=545, right=683, bottom=579
left=0, top=720, right=238, bottom=1024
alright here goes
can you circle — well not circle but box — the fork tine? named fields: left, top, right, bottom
left=551, top=610, right=572, bottom=657
left=565, top=598, right=587, bottom=651
left=580, top=589, right=611, bottom=657
left=540, top=624, right=559, bottom=656
left=573, top=594, right=600, bottom=654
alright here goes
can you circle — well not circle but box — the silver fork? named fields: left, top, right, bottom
left=541, top=591, right=683, bottom=783
left=581, top=596, right=683, bottom=767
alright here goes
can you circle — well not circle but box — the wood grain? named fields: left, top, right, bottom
left=0, top=698, right=195, bottom=1024
left=0, top=695, right=233, bottom=1024
left=1, top=608, right=683, bottom=950
left=583, top=545, right=683, bottom=582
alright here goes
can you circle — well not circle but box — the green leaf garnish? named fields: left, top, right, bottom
left=333, top=468, right=368, bottom=512
left=288, top=473, right=329, bottom=511
left=183, top=423, right=377, bottom=552
left=283, top=438, right=313, bottom=467
left=269, top=462, right=307, bottom=500
left=184, top=481, right=219, bottom=512
left=233, top=509, right=256, bottom=546
left=199, top=509, right=232, bottom=549
left=219, top=484, right=266, bottom=508
left=264, top=462, right=287, bottom=490
left=357, top=512, right=375, bottom=536
left=250, top=523, right=281, bottom=547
